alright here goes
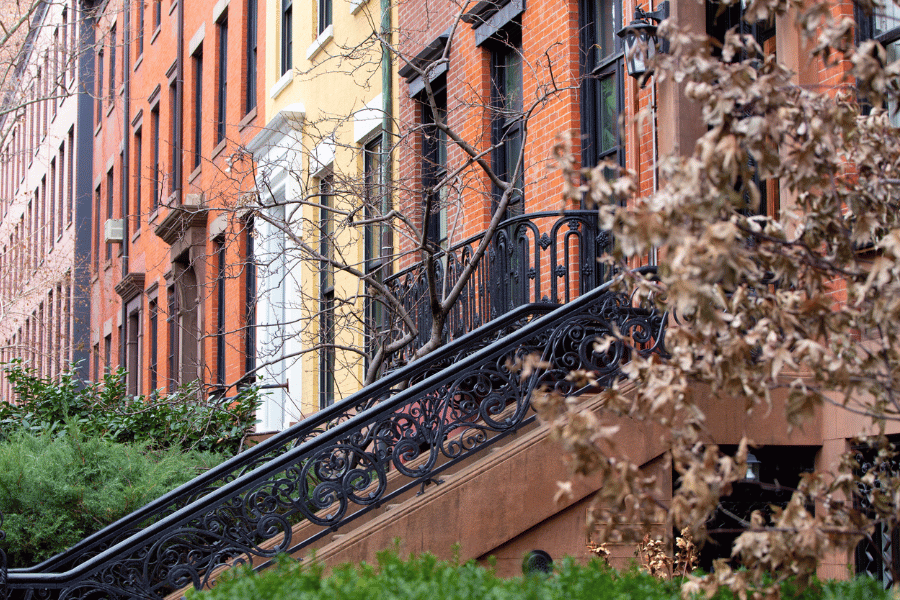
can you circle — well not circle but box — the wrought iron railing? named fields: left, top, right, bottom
left=384, top=211, right=612, bottom=368
left=4, top=270, right=664, bottom=600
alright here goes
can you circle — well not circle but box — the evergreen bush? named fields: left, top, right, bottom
left=186, top=551, right=892, bottom=600
left=0, top=427, right=223, bottom=567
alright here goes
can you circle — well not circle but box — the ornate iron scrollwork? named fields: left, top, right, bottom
left=7, top=269, right=663, bottom=600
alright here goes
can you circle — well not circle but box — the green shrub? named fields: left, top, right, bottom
left=0, top=427, right=224, bottom=568
left=0, top=361, right=260, bottom=454
left=187, top=552, right=893, bottom=600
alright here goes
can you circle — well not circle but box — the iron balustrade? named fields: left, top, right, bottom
left=3, top=270, right=662, bottom=600
left=383, top=211, right=612, bottom=369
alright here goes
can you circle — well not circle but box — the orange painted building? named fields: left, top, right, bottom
left=89, top=0, right=264, bottom=397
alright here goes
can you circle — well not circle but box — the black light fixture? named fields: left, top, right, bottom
left=745, top=452, right=762, bottom=481
left=616, top=1, right=669, bottom=82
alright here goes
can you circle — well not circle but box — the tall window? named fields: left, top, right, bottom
left=491, top=35, right=524, bottom=216
left=215, top=238, right=226, bottom=386
left=246, top=0, right=257, bottom=113
left=136, top=0, right=144, bottom=59
left=126, top=306, right=141, bottom=396
left=217, top=15, right=228, bottom=145
left=168, top=80, right=177, bottom=193
left=96, top=49, right=103, bottom=123
left=109, top=25, right=116, bottom=102
left=319, top=175, right=335, bottom=408
left=420, top=78, right=448, bottom=244
left=148, top=299, right=158, bottom=392
left=134, top=126, right=142, bottom=226
left=364, top=139, right=390, bottom=369
left=281, top=0, right=292, bottom=75
left=106, top=168, right=114, bottom=260
left=580, top=0, right=624, bottom=169
left=151, top=105, right=160, bottom=210
left=857, top=1, right=900, bottom=127
left=154, top=0, right=161, bottom=30
left=166, top=284, right=177, bottom=392
left=94, top=186, right=101, bottom=268
left=192, top=47, right=203, bottom=170
left=244, top=218, right=256, bottom=377
left=318, top=0, right=332, bottom=35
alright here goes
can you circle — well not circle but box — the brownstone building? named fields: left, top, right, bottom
left=89, top=0, right=263, bottom=397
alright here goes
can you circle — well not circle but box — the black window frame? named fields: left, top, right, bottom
left=215, top=237, right=226, bottom=387
left=855, top=0, right=900, bottom=127
left=192, top=45, right=203, bottom=170
left=151, top=104, right=160, bottom=211
left=318, top=0, right=332, bottom=36
left=136, top=0, right=144, bottom=59
left=149, top=298, right=158, bottom=392
left=420, top=76, right=448, bottom=245
left=281, top=0, right=292, bottom=76
left=363, top=137, right=390, bottom=370
left=319, top=174, right=335, bottom=409
left=579, top=0, right=626, bottom=172
left=216, top=14, right=228, bottom=145
left=488, top=25, right=524, bottom=217
left=108, top=24, right=116, bottom=103
left=246, top=0, right=258, bottom=113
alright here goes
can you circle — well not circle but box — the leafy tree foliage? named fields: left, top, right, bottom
left=0, top=361, right=260, bottom=454
left=537, top=0, right=900, bottom=596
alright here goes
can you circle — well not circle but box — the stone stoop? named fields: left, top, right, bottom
left=295, top=385, right=670, bottom=578
left=167, top=383, right=670, bottom=598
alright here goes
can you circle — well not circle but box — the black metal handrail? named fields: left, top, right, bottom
left=10, top=303, right=557, bottom=578
left=384, top=211, right=612, bottom=368
left=5, top=268, right=664, bottom=599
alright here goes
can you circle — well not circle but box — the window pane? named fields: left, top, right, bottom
left=594, top=0, right=616, bottom=62
left=597, top=75, right=617, bottom=154
left=875, top=3, right=900, bottom=38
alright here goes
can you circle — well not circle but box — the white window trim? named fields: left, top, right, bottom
left=306, top=23, right=333, bottom=60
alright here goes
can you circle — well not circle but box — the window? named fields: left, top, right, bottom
left=246, top=0, right=257, bottom=112
left=104, top=333, right=112, bottom=374
left=167, top=284, right=177, bottom=392
left=151, top=105, right=160, bottom=210
left=149, top=299, right=158, bottom=391
left=154, top=0, right=161, bottom=31
left=706, top=0, right=776, bottom=216
left=169, top=79, right=177, bottom=193
left=94, top=185, right=101, bottom=268
left=217, top=15, right=228, bottom=145
left=857, top=1, right=900, bottom=127
left=318, top=0, right=332, bottom=35
left=109, top=25, right=116, bottom=102
left=579, top=0, right=624, bottom=170
left=420, top=78, right=448, bottom=244
left=244, top=218, right=256, bottom=377
left=319, top=175, right=335, bottom=408
left=96, top=49, right=104, bottom=123
left=490, top=33, right=524, bottom=216
left=136, top=0, right=144, bottom=59
left=106, top=168, right=114, bottom=260
left=364, top=138, right=391, bottom=370
left=215, top=238, right=226, bottom=386
left=134, top=126, right=142, bottom=227
left=126, top=304, right=142, bottom=396
left=58, top=142, right=65, bottom=237
left=281, top=0, right=292, bottom=75
left=67, top=128, right=74, bottom=225
left=192, top=46, right=203, bottom=170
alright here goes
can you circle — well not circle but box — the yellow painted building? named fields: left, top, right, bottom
left=247, top=0, right=397, bottom=429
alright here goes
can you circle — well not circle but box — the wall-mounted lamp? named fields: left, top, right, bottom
left=616, top=1, right=669, bottom=82
left=745, top=452, right=762, bottom=481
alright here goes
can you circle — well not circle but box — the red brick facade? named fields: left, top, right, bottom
left=90, top=0, right=264, bottom=396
